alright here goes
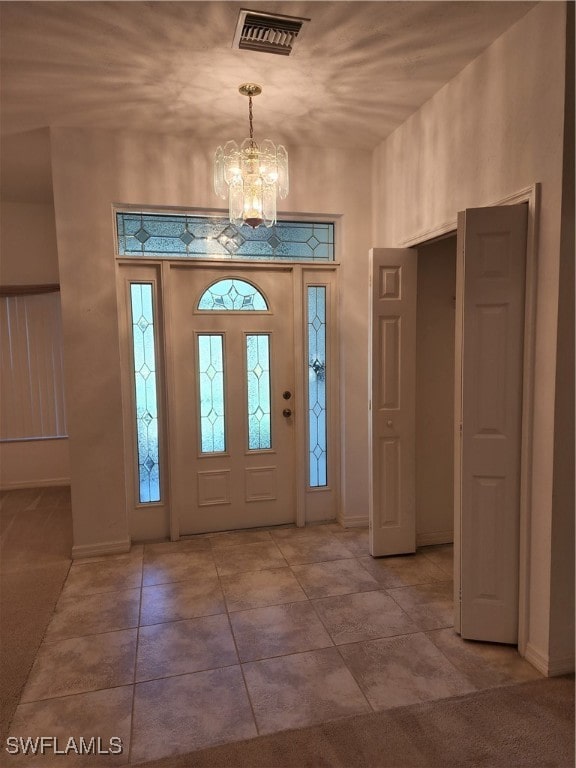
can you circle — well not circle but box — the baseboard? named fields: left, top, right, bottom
left=416, top=530, right=454, bottom=547
left=72, top=538, right=131, bottom=559
left=524, top=642, right=575, bottom=677
left=337, top=513, right=369, bottom=529
left=0, top=477, right=71, bottom=490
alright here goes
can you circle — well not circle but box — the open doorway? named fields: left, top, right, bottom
left=415, top=235, right=457, bottom=549
left=369, top=202, right=530, bottom=648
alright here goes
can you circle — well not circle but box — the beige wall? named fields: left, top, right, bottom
left=49, top=129, right=372, bottom=554
left=0, top=197, right=69, bottom=489
left=416, top=237, right=456, bottom=545
left=0, top=439, right=70, bottom=489
left=549, top=1, right=575, bottom=671
left=0, top=202, right=59, bottom=285
left=372, top=1, right=571, bottom=674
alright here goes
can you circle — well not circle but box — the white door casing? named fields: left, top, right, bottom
left=369, top=248, right=417, bottom=556
left=168, top=265, right=296, bottom=534
left=455, top=205, right=527, bottom=643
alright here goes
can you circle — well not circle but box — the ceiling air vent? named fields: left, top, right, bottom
left=233, top=9, right=310, bottom=56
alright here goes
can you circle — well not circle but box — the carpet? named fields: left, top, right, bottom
left=136, top=676, right=574, bottom=768
left=0, top=490, right=72, bottom=742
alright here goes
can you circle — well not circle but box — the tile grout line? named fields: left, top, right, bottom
left=211, top=545, right=262, bottom=740
left=333, top=642, right=376, bottom=714
left=127, top=545, right=145, bottom=766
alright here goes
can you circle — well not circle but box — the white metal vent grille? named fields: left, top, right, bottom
left=233, top=9, right=309, bottom=56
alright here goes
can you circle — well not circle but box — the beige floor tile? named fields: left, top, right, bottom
left=45, top=588, right=140, bottom=641
left=21, top=630, right=137, bottom=703
left=243, top=647, right=371, bottom=734
left=269, top=524, right=336, bottom=541
left=388, top=581, right=454, bottom=629
left=358, top=552, right=451, bottom=588
left=61, top=559, right=142, bottom=597
left=329, top=528, right=370, bottom=556
left=143, top=538, right=212, bottom=560
left=230, top=602, right=333, bottom=662
left=136, top=614, right=238, bottom=681
left=420, top=544, right=454, bottom=575
left=221, top=567, right=307, bottom=612
left=6, top=687, right=132, bottom=767
left=142, top=550, right=215, bottom=586
left=425, top=627, right=543, bottom=688
left=212, top=541, right=287, bottom=576
left=339, top=632, right=476, bottom=710
left=292, top=558, right=380, bottom=599
left=209, top=530, right=274, bottom=549
left=131, top=666, right=257, bottom=762
left=140, top=576, right=225, bottom=625
left=312, top=590, right=418, bottom=645
left=275, top=535, right=355, bottom=565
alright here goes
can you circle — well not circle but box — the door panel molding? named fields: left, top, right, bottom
left=369, top=248, right=417, bottom=556
left=457, top=203, right=527, bottom=644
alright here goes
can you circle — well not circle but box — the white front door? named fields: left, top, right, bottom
left=168, top=265, right=296, bottom=534
left=369, top=248, right=417, bottom=556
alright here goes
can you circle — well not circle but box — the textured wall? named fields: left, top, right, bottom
left=0, top=202, right=59, bottom=284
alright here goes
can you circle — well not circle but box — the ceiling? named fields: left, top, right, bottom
left=0, top=1, right=535, bottom=200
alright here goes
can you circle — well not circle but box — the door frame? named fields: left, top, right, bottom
left=117, top=257, right=340, bottom=541
left=397, top=182, right=540, bottom=657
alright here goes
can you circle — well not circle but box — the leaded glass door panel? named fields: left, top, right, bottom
left=169, top=266, right=295, bottom=534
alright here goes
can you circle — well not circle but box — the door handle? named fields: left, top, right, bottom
left=282, top=408, right=292, bottom=418
left=387, top=419, right=393, bottom=427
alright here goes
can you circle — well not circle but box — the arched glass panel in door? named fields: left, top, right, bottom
left=197, top=279, right=268, bottom=311
left=196, top=278, right=272, bottom=454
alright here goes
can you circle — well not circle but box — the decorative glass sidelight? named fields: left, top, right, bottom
left=130, top=283, right=161, bottom=503
left=197, top=335, right=226, bottom=453
left=307, top=286, right=327, bottom=487
left=246, top=334, right=272, bottom=450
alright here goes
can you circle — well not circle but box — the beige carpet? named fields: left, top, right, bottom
left=137, top=676, right=574, bottom=768
left=0, top=488, right=72, bottom=742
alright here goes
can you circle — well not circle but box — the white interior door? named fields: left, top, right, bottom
left=168, top=266, right=296, bottom=535
left=369, top=248, right=417, bottom=556
left=456, top=205, right=527, bottom=643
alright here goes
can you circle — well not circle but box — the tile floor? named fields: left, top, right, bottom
left=9, top=523, right=542, bottom=765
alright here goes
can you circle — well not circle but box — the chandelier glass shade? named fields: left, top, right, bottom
left=214, top=84, right=289, bottom=229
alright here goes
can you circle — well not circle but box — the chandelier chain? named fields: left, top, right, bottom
left=248, top=95, right=254, bottom=141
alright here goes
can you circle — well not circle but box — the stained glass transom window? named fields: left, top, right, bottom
left=117, top=212, right=334, bottom=262
left=246, top=335, right=272, bottom=450
left=130, top=283, right=161, bottom=503
left=198, top=279, right=268, bottom=311
left=198, top=335, right=226, bottom=453
left=308, top=287, right=327, bottom=487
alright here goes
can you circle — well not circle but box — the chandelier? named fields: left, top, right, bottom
left=214, top=83, right=289, bottom=229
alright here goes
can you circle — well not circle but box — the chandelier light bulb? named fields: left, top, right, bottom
left=214, top=84, right=289, bottom=229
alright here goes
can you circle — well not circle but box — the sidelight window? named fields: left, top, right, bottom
left=307, top=286, right=328, bottom=487
left=130, top=283, right=161, bottom=503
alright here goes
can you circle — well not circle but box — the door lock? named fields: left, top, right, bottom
left=282, top=391, right=292, bottom=400
left=282, top=408, right=292, bottom=418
